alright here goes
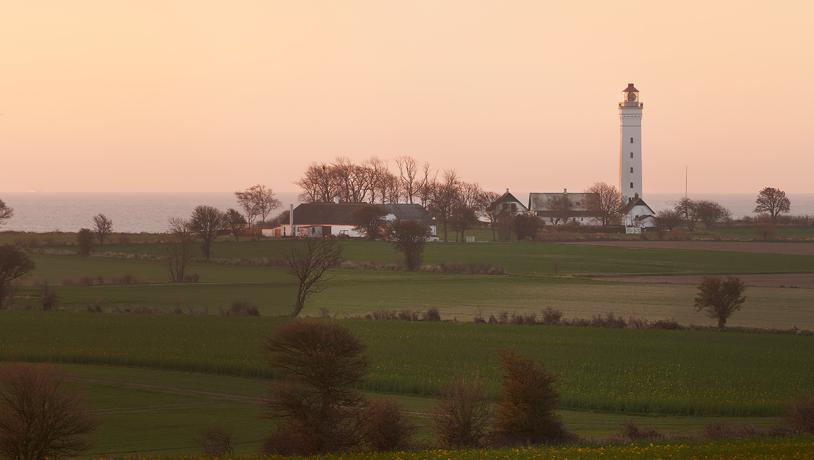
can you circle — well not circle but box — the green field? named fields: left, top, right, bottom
left=3, top=238, right=814, bottom=456
left=60, top=364, right=786, bottom=457
left=3, top=312, right=813, bottom=416
left=14, top=246, right=814, bottom=329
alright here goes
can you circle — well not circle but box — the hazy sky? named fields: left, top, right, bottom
left=1, top=1, right=812, bottom=194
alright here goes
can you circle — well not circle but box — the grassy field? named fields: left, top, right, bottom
left=296, top=437, right=814, bottom=460
left=15, top=251, right=814, bottom=329
left=59, top=364, right=784, bottom=457
left=2, top=312, right=813, bottom=416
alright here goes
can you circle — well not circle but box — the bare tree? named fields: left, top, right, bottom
left=297, top=162, right=339, bottom=203
left=481, top=191, right=501, bottom=241
left=655, top=209, right=683, bottom=231
left=235, top=185, right=281, bottom=231
left=0, top=200, right=13, bottom=227
left=754, top=187, right=791, bottom=223
left=695, top=200, right=731, bottom=228
left=417, top=162, right=436, bottom=207
left=390, top=220, right=431, bottom=270
left=198, top=426, right=234, bottom=456
left=224, top=208, right=247, bottom=241
left=189, top=205, right=225, bottom=260
left=0, top=245, right=35, bottom=308
left=546, top=195, right=573, bottom=225
left=92, top=213, right=113, bottom=245
left=166, top=218, right=195, bottom=283
left=263, top=320, right=368, bottom=455
left=396, top=156, right=420, bottom=204
left=0, top=363, right=96, bottom=459
left=585, top=182, right=622, bottom=227
left=285, top=239, right=342, bottom=317
left=694, top=276, right=747, bottom=329
left=429, top=170, right=461, bottom=242
left=674, top=197, right=700, bottom=231
left=352, top=205, right=387, bottom=240
left=434, top=375, right=491, bottom=448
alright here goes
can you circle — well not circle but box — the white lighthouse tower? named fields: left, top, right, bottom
left=619, top=83, right=643, bottom=203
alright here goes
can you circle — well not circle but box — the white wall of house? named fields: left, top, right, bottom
left=624, top=204, right=657, bottom=228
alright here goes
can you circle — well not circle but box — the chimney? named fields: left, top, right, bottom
left=563, top=188, right=568, bottom=194
left=289, top=204, right=294, bottom=236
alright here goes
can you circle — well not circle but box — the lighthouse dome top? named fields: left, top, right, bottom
left=623, top=83, right=639, bottom=93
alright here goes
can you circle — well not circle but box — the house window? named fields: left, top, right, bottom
left=630, top=152, right=634, bottom=158
left=630, top=137, right=634, bottom=143
left=630, top=182, right=634, bottom=189
left=630, top=167, right=634, bottom=173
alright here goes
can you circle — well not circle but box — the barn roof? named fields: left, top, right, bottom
left=528, top=192, right=598, bottom=212
left=292, top=202, right=433, bottom=226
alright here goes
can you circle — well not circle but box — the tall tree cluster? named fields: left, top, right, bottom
left=296, top=157, right=499, bottom=242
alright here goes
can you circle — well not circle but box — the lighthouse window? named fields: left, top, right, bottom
left=630, top=167, right=634, bottom=173
left=630, top=152, right=634, bottom=158
left=629, top=182, right=634, bottom=189
left=630, top=137, right=634, bottom=143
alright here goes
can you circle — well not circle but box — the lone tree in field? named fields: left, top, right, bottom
left=77, top=228, right=94, bottom=256
left=166, top=218, right=195, bottom=283
left=585, top=182, right=622, bottom=227
left=263, top=320, right=368, bottom=455
left=694, top=276, right=747, bottom=329
left=434, top=375, right=491, bottom=448
left=0, top=199, right=13, bottom=227
left=0, top=363, right=96, bottom=459
left=754, top=187, right=791, bottom=223
left=92, top=213, right=113, bottom=245
left=352, top=205, right=387, bottom=240
left=189, top=205, right=225, bottom=260
left=492, top=349, right=568, bottom=445
left=389, top=220, right=430, bottom=271
left=223, top=208, right=247, bottom=241
left=285, top=239, right=342, bottom=317
left=0, top=245, right=35, bottom=308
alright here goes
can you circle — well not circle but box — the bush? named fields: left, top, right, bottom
left=263, top=320, right=368, bottom=455
left=703, top=422, right=761, bottom=440
left=0, top=364, right=96, bottom=459
left=423, top=307, right=441, bottom=321
left=198, top=426, right=233, bottom=456
left=492, top=349, right=569, bottom=445
left=621, top=423, right=664, bottom=441
left=361, top=400, right=414, bottom=452
left=224, top=301, right=260, bottom=317
left=434, top=375, right=491, bottom=448
left=77, top=228, right=94, bottom=256
left=40, top=282, right=58, bottom=311
left=786, top=396, right=814, bottom=434
left=390, top=220, right=430, bottom=271
left=541, top=308, right=563, bottom=325
left=513, top=214, right=542, bottom=240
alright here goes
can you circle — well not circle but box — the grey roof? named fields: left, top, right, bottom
left=528, top=192, right=597, bottom=212
left=292, top=202, right=433, bottom=226
left=621, top=197, right=655, bottom=215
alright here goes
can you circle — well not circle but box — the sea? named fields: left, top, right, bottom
left=1, top=192, right=813, bottom=233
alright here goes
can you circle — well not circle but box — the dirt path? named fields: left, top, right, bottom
left=597, top=273, right=814, bottom=288
left=568, top=240, right=814, bottom=256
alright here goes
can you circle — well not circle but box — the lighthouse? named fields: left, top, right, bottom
left=619, top=83, right=643, bottom=204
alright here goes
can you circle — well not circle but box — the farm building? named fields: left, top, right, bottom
left=488, top=189, right=528, bottom=216
left=528, top=190, right=603, bottom=226
left=621, top=196, right=657, bottom=232
left=263, top=202, right=436, bottom=238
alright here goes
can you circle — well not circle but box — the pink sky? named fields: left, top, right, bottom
left=1, top=1, right=812, bottom=194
